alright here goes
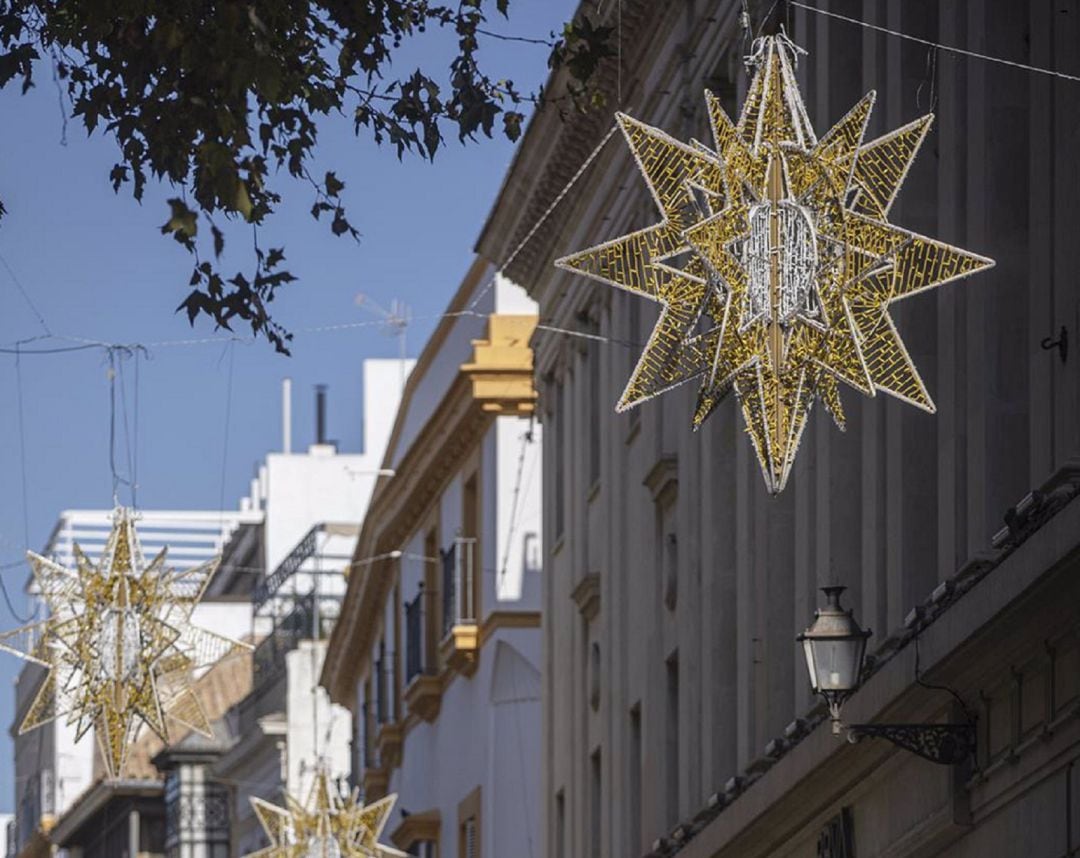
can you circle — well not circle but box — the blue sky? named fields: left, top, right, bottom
left=0, top=0, right=578, bottom=813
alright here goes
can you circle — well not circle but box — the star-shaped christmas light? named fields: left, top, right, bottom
left=246, top=768, right=407, bottom=858
left=0, top=507, right=249, bottom=777
left=556, top=33, right=994, bottom=493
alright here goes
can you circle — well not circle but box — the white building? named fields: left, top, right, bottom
left=322, top=260, right=543, bottom=858
left=212, top=359, right=411, bottom=857
left=1, top=813, right=13, bottom=858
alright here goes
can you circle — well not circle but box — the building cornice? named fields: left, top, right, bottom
left=472, top=0, right=664, bottom=292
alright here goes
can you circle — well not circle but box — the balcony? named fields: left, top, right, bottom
left=439, top=538, right=479, bottom=677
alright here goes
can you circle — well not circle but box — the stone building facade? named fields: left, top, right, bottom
left=477, top=1, right=1080, bottom=856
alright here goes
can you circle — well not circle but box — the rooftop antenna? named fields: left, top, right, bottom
left=354, top=292, right=411, bottom=391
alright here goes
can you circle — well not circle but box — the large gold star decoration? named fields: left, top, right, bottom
left=246, top=768, right=407, bottom=857
left=556, top=34, right=994, bottom=493
left=0, top=507, right=249, bottom=777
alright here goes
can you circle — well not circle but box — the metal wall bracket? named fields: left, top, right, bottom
left=1041, top=326, right=1068, bottom=364
left=845, top=722, right=975, bottom=765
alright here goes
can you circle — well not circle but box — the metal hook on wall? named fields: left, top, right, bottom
left=1041, top=326, right=1068, bottom=364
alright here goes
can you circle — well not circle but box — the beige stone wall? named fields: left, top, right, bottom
left=477, top=0, right=1080, bottom=856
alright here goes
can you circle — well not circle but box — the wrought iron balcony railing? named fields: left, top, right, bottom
left=253, top=525, right=321, bottom=611
left=253, top=594, right=315, bottom=683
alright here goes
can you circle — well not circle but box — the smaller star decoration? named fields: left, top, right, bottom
left=555, top=33, right=994, bottom=493
left=0, top=507, right=249, bottom=778
left=246, top=768, right=407, bottom=858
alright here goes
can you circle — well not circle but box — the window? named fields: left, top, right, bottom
left=458, top=787, right=481, bottom=858
left=588, top=340, right=601, bottom=486
left=627, top=293, right=642, bottom=431
left=410, top=843, right=438, bottom=858
left=590, top=749, right=602, bottom=858
left=553, top=389, right=565, bottom=539
left=405, top=584, right=425, bottom=682
left=588, top=641, right=601, bottom=711
left=424, top=526, right=439, bottom=666
left=555, top=790, right=566, bottom=858
left=462, top=817, right=477, bottom=858
left=666, top=652, right=680, bottom=827
left=363, top=678, right=374, bottom=767
left=663, top=532, right=678, bottom=611
left=629, top=705, right=642, bottom=857
left=375, top=637, right=388, bottom=724
left=461, top=472, right=480, bottom=622
left=163, top=764, right=230, bottom=858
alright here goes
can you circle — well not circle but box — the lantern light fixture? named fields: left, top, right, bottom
left=798, top=586, right=977, bottom=766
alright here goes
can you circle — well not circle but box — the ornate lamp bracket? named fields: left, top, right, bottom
left=840, top=721, right=976, bottom=766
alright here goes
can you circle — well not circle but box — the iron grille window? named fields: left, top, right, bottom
left=405, top=589, right=425, bottom=682
left=163, top=768, right=230, bottom=858
left=463, top=817, right=477, bottom=858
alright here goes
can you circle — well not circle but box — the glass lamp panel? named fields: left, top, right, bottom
left=811, top=637, right=864, bottom=692
left=802, top=638, right=819, bottom=692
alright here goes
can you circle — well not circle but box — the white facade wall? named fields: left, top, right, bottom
left=386, top=627, right=542, bottom=856
left=285, top=641, right=351, bottom=800
left=370, top=415, right=542, bottom=858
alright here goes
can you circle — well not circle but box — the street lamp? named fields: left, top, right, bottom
left=797, top=585, right=870, bottom=733
left=798, top=585, right=976, bottom=766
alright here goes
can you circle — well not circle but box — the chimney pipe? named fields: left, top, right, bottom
left=315, top=384, right=328, bottom=445
left=282, top=378, right=292, bottom=453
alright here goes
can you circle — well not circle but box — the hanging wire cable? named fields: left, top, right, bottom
left=498, top=418, right=535, bottom=581
left=0, top=252, right=51, bottom=337
left=0, top=557, right=33, bottom=623
left=105, top=346, right=141, bottom=505
left=116, top=349, right=136, bottom=507
left=1, top=345, right=34, bottom=624
left=14, top=342, right=31, bottom=553
left=132, top=348, right=141, bottom=509
left=218, top=341, right=236, bottom=516
left=466, top=122, right=620, bottom=313
left=790, top=1, right=1080, bottom=83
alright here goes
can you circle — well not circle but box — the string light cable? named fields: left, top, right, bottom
left=790, top=1, right=1080, bottom=84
